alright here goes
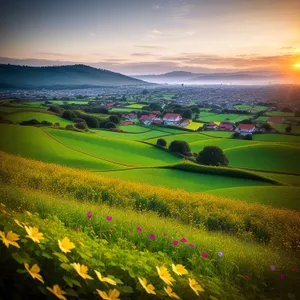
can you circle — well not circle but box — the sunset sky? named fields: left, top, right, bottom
left=0, top=0, right=299, bottom=74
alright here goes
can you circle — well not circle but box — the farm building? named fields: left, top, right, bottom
left=268, top=116, right=285, bottom=124
left=180, top=119, right=190, bottom=127
left=123, top=120, right=134, bottom=126
left=127, top=113, right=137, bottom=120
left=206, top=121, right=219, bottom=130
left=163, top=113, right=182, bottom=125
left=235, top=124, right=257, bottom=135
left=219, top=121, right=234, bottom=131
left=139, top=114, right=156, bottom=125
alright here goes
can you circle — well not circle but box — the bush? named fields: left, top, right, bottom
left=40, top=121, right=52, bottom=126
left=62, top=110, right=76, bottom=120
left=244, top=134, right=252, bottom=140
left=168, top=140, right=191, bottom=155
left=181, top=109, right=192, bottom=119
left=75, top=122, right=87, bottom=130
left=20, top=119, right=40, bottom=126
left=232, top=132, right=240, bottom=139
left=156, top=138, right=167, bottom=147
left=196, top=146, right=229, bottom=166
left=82, top=115, right=99, bottom=128
left=105, top=122, right=116, bottom=129
left=109, top=115, right=120, bottom=124
left=286, top=125, right=292, bottom=133
left=65, top=124, right=74, bottom=130
left=48, top=106, right=62, bottom=114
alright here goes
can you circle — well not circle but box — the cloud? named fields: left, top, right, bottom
left=35, top=52, right=77, bottom=59
left=89, top=32, right=95, bottom=37
left=135, top=45, right=164, bottom=49
left=153, top=5, right=162, bottom=9
left=152, top=29, right=163, bottom=34
left=186, top=31, right=195, bottom=36
left=131, top=52, right=158, bottom=57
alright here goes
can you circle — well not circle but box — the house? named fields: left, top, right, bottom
left=123, top=120, right=134, bottom=126
left=219, top=121, right=234, bottom=131
left=106, top=102, right=116, bottom=107
left=139, top=114, right=156, bottom=125
left=235, top=124, right=257, bottom=135
left=127, top=113, right=137, bottom=120
left=163, top=113, right=182, bottom=125
left=180, top=119, right=190, bottom=127
left=206, top=121, right=219, bottom=130
left=268, top=116, right=285, bottom=124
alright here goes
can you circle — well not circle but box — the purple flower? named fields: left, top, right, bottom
left=270, top=265, right=276, bottom=271
left=245, top=275, right=249, bottom=280
left=189, top=243, right=195, bottom=248
left=218, top=252, right=223, bottom=257
left=106, top=216, right=112, bottom=221
left=149, top=233, right=155, bottom=240
left=87, top=211, right=92, bottom=219
left=180, top=237, right=187, bottom=243
left=291, top=268, right=296, bottom=272
left=109, top=227, right=113, bottom=230
left=280, top=273, right=285, bottom=280
left=137, top=227, right=142, bottom=232
left=172, top=240, right=179, bottom=246
left=201, top=252, right=208, bottom=259
left=163, top=233, right=167, bottom=237
left=74, top=227, right=78, bottom=232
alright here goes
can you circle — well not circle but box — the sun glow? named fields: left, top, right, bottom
left=294, top=63, right=300, bottom=69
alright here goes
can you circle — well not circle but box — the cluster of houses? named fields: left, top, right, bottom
left=205, top=121, right=257, bottom=135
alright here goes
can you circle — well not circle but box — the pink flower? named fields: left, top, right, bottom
left=280, top=273, right=285, bottom=280
left=74, top=227, right=78, bottom=232
left=180, top=237, right=187, bottom=243
left=137, top=227, right=142, bottom=232
left=109, top=227, right=113, bottom=230
left=291, top=268, right=296, bottom=272
left=87, top=211, right=92, bottom=219
left=244, top=275, right=249, bottom=280
left=163, top=233, right=167, bottom=236
left=270, top=265, right=276, bottom=271
left=201, top=252, right=208, bottom=259
left=106, top=216, right=112, bottom=221
left=149, top=233, right=155, bottom=240
left=172, top=240, right=179, bottom=246
left=189, top=243, right=195, bottom=248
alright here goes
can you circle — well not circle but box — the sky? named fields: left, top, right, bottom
left=0, top=0, right=300, bottom=75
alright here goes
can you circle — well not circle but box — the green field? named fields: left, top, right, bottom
left=101, top=168, right=273, bottom=193
left=201, top=131, right=233, bottom=138
left=119, top=125, right=150, bottom=133
left=147, top=133, right=212, bottom=144
left=44, top=128, right=182, bottom=167
left=271, top=123, right=300, bottom=134
left=198, top=113, right=251, bottom=123
left=0, top=124, right=121, bottom=170
left=234, top=105, right=268, bottom=112
left=125, top=103, right=146, bottom=109
left=254, top=116, right=269, bottom=121
left=4, top=111, right=73, bottom=126
left=267, top=111, right=295, bottom=117
left=26, top=100, right=91, bottom=106
left=253, top=133, right=300, bottom=143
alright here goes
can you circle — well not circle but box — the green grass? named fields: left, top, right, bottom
left=254, top=116, right=269, bottom=121
left=253, top=134, right=300, bottom=143
left=26, top=100, right=91, bottom=105
left=201, top=131, right=233, bottom=138
left=225, top=144, right=300, bottom=173
left=147, top=133, right=212, bottom=145
left=44, top=128, right=183, bottom=167
left=93, top=128, right=171, bottom=140
left=208, top=186, right=300, bottom=211
left=271, top=124, right=300, bottom=134
left=0, top=124, right=122, bottom=170
left=4, top=111, right=73, bottom=126
left=119, top=125, right=150, bottom=133
left=110, top=107, right=141, bottom=112
left=125, top=104, right=146, bottom=109
left=254, top=172, right=300, bottom=186
left=234, top=105, right=268, bottom=112
left=197, top=114, right=251, bottom=123
left=267, top=111, right=295, bottom=117
left=100, top=167, right=273, bottom=192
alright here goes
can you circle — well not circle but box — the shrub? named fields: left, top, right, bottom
left=65, top=124, right=74, bottom=130
left=105, top=122, right=116, bottom=129
left=82, top=115, right=99, bottom=128
left=40, top=121, right=52, bottom=127
left=244, top=134, right=252, bottom=140
left=156, top=138, right=167, bottom=147
left=48, top=106, right=62, bottom=114
left=168, top=140, right=191, bottom=155
left=20, top=119, right=40, bottom=126
left=182, top=109, right=192, bottom=119
left=62, top=110, right=76, bottom=120
left=75, top=122, right=87, bottom=130
left=286, top=125, right=292, bottom=133
left=109, top=115, right=120, bottom=124
left=196, top=146, right=229, bottom=166
left=232, top=132, right=240, bottom=139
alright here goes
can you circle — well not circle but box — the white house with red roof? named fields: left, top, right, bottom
left=163, top=113, right=182, bottom=125
left=180, top=119, right=190, bottom=127
left=219, top=122, right=234, bottom=131
left=235, top=124, right=257, bottom=135
left=139, top=114, right=157, bottom=125
left=206, top=121, right=219, bottom=130
left=127, top=112, right=137, bottom=120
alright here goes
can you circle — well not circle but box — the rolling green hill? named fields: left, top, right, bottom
left=0, top=64, right=146, bottom=87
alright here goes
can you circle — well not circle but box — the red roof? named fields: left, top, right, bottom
left=148, top=114, right=156, bottom=118
left=128, top=113, right=136, bottom=117
left=220, top=124, right=233, bottom=130
left=140, top=115, right=150, bottom=120
left=237, top=124, right=256, bottom=130
left=163, top=113, right=181, bottom=120
left=123, top=121, right=133, bottom=125
left=106, top=102, right=116, bottom=107
left=268, top=116, right=285, bottom=123
left=208, top=121, right=218, bottom=126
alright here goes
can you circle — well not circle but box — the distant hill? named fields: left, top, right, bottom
left=134, top=70, right=284, bottom=84
left=0, top=64, right=147, bottom=88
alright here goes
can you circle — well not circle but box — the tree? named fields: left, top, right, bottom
left=232, top=132, right=240, bottom=139
left=196, top=146, right=229, bottom=166
left=168, top=140, right=191, bottom=155
left=62, top=110, right=76, bottom=120
left=156, top=138, right=167, bottom=147
left=48, top=106, right=62, bottom=114
left=285, top=125, right=292, bottom=133
left=109, top=115, right=120, bottom=124
left=142, top=89, right=149, bottom=95
left=182, top=109, right=192, bottom=119
left=75, top=122, right=87, bottom=130
left=65, top=124, right=74, bottom=130
left=244, top=134, right=253, bottom=140
left=260, top=123, right=272, bottom=132
left=105, top=122, right=116, bottom=129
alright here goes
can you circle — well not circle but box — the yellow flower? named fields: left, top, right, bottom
left=25, top=226, right=45, bottom=243
left=171, top=264, right=188, bottom=276
left=138, top=278, right=156, bottom=295
left=1, top=209, right=12, bottom=216
left=71, top=263, right=93, bottom=280
left=164, top=286, right=181, bottom=299
left=96, top=289, right=120, bottom=300
left=95, top=270, right=117, bottom=285
left=14, top=219, right=24, bottom=228
left=0, top=202, right=6, bottom=207
left=0, top=230, right=20, bottom=248
left=24, top=263, right=44, bottom=284
left=78, top=241, right=87, bottom=248
left=46, top=285, right=67, bottom=300
left=58, top=237, right=75, bottom=254
left=156, top=266, right=175, bottom=286
left=26, top=210, right=32, bottom=216
left=188, top=278, right=204, bottom=296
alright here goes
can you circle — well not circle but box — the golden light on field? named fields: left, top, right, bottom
left=294, top=63, right=300, bottom=69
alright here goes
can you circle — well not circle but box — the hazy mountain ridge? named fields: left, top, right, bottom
left=0, top=64, right=147, bottom=88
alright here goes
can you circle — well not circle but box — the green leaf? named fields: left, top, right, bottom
left=63, top=276, right=73, bottom=287
left=41, top=251, right=52, bottom=259
left=71, top=279, right=81, bottom=287
left=61, top=263, right=72, bottom=272
left=53, top=252, right=69, bottom=263
left=66, top=289, right=79, bottom=297
left=12, top=252, right=29, bottom=264
left=121, top=286, right=134, bottom=294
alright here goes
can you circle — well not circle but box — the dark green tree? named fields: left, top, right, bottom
left=196, top=146, right=229, bottom=166
left=168, top=140, right=191, bottom=155
left=156, top=138, right=167, bottom=147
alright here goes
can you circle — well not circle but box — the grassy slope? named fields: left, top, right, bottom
left=208, top=186, right=300, bottom=211
left=5, top=111, right=73, bottom=126
left=253, top=134, right=300, bottom=143
left=100, top=168, right=272, bottom=192
left=119, top=125, right=150, bottom=133
left=147, top=133, right=212, bottom=144
left=0, top=124, right=123, bottom=170
left=44, top=128, right=182, bottom=167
